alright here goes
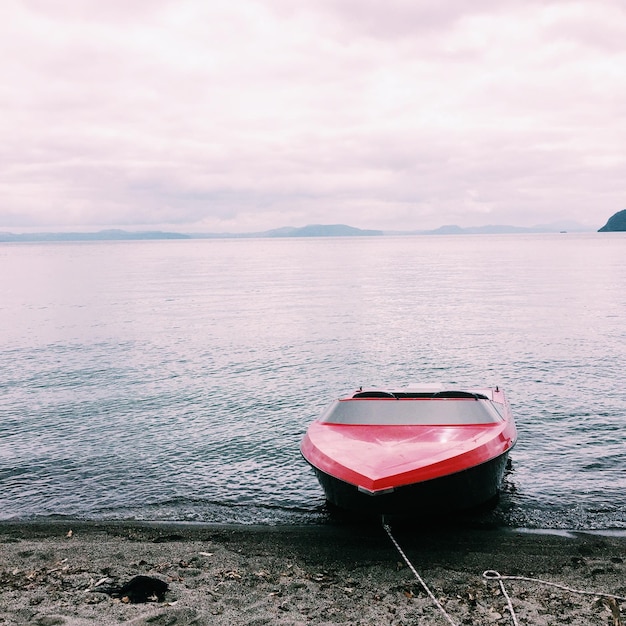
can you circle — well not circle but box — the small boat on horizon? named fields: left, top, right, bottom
left=301, top=385, right=517, bottom=517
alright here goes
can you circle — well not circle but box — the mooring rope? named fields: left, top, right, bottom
left=483, top=570, right=520, bottom=626
left=382, top=522, right=459, bottom=626
left=482, top=570, right=626, bottom=603
left=383, top=520, right=626, bottom=626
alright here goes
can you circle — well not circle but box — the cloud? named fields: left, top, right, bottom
left=1, top=0, right=624, bottom=231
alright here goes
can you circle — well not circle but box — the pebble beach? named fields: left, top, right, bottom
left=0, top=521, right=624, bottom=625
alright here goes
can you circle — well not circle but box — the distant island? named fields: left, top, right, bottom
left=0, top=220, right=600, bottom=243
left=598, top=210, right=626, bottom=232
left=0, top=229, right=191, bottom=242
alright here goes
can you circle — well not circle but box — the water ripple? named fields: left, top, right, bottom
left=0, top=235, right=624, bottom=529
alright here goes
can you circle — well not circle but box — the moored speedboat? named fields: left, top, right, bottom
left=300, top=385, right=517, bottom=516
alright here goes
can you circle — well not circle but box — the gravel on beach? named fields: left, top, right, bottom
left=0, top=521, right=624, bottom=625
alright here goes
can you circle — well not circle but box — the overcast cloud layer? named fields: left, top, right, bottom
left=2, top=0, right=625, bottom=232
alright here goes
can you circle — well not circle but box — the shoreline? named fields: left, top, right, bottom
left=1, top=520, right=624, bottom=625
left=2, top=516, right=625, bottom=539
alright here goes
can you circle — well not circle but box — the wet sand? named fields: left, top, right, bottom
left=0, top=520, right=624, bottom=625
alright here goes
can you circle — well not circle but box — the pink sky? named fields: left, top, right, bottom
left=2, top=0, right=625, bottom=232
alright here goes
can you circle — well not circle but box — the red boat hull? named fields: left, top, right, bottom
left=308, top=451, right=511, bottom=515
left=301, top=388, right=517, bottom=515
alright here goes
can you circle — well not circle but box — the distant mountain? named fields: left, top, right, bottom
left=598, top=210, right=626, bottom=232
left=391, top=221, right=593, bottom=235
left=198, top=221, right=593, bottom=239
left=0, top=229, right=190, bottom=242
left=422, top=225, right=467, bottom=235
left=264, top=224, right=384, bottom=237
left=532, top=219, right=593, bottom=233
left=431, top=224, right=541, bottom=235
left=186, top=224, right=385, bottom=238
left=0, top=220, right=599, bottom=243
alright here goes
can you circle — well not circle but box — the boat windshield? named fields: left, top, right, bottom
left=320, top=398, right=504, bottom=425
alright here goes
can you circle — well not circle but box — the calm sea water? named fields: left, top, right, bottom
left=0, top=234, right=624, bottom=530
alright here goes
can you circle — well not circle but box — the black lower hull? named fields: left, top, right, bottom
left=310, top=453, right=510, bottom=517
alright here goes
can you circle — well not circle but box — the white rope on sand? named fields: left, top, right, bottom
left=482, top=570, right=626, bottom=603
left=383, top=522, right=459, bottom=626
left=383, top=520, right=626, bottom=626
left=483, top=569, right=626, bottom=625
left=483, top=570, right=520, bottom=626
